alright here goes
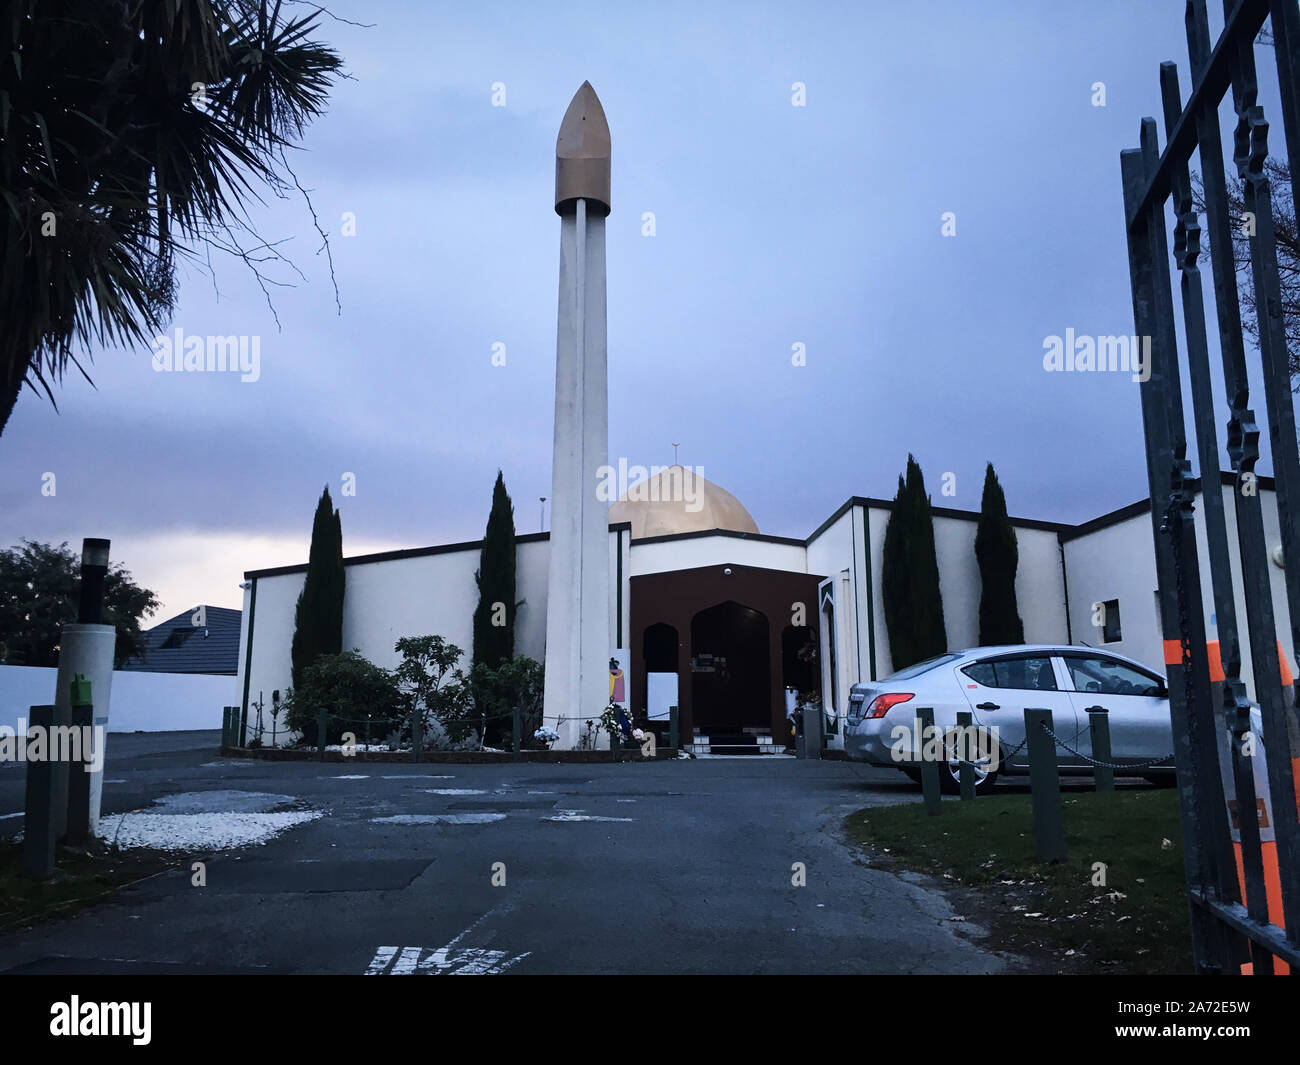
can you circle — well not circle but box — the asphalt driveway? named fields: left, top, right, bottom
left=0, top=732, right=1015, bottom=974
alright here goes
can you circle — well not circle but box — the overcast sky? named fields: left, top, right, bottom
left=2, top=0, right=1293, bottom=623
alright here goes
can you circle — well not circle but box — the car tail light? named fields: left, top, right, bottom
left=867, top=692, right=915, bottom=719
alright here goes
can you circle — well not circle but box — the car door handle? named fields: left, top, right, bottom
left=976, top=702, right=999, bottom=711
left=1085, top=705, right=1108, bottom=714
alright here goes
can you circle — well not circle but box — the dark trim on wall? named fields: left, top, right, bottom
left=632, top=528, right=807, bottom=548
left=1059, top=540, right=1072, bottom=644
left=245, top=522, right=634, bottom=579
left=616, top=529, right=624, bottom=647
left=1056, top=475, right=1277, bottom=544
left=247, top=473, right=1272, bottom=582
left=1056, top=499, right=1151, bottom=543
left=863, top=506, right=877, bottom=681
left=807, top=495, right=1071, bottom=543
left=850, top=506, right=862, bottom=680
left=239, top=578, right=257, bottom=727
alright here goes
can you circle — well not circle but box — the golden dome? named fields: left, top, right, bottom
left=608, top=466, right=759, bottom=540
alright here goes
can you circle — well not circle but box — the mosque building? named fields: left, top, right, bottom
left=234, top=468, right=1292, bottom=752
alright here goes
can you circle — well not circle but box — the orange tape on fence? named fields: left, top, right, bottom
left=1206, top=640, right=1299, bottom=975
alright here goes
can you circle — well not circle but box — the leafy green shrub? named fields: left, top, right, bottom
left=463, top=655, right=545, bottom=748
left=284, top=651, right=403, bottom=746
left=392, top=635, right=473, bottom=747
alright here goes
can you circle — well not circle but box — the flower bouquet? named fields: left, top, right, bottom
left=533, top=725, right=560, bottom=750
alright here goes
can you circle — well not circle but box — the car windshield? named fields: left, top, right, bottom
left=885, top=653, right=961, bottom=682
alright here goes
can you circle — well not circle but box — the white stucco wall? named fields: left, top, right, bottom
left=806, top=505, right=869, bottom=687
left=863, top=505, right=1069, bottom=679
left=1063, top=509, right=1161, bottom=669
left=1060, top=484, right=1296, bottom=694
left=1210, top=483, right=1298, bottom=688
left=0, top=665, right=235, bottom=734
left=628, top=535, right=807, bottom=577
left=236, top=530, right=640, bottom=744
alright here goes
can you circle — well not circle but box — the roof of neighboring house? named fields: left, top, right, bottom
left=120, top=605, right=241, bottom=675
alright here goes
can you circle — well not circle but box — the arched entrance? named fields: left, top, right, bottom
left=690, top=601, right=770, bottom=733
left=629, top=563, right=824, bottom=749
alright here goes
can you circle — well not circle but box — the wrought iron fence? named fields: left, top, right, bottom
left=1121, top=0, right=1300, bottom=973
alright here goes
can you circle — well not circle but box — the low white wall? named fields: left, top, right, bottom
left=0, top=665, right=235, bottom=734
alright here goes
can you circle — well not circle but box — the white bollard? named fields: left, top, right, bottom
left=54, top=623, right=116, bottom=836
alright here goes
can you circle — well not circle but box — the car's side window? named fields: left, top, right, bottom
left=1064, top=656, right=1162, bottom=697
left=961, top=656, right=1058, bottom=691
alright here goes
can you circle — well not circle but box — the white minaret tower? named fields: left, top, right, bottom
left=544, top=82, right=612, bottom=749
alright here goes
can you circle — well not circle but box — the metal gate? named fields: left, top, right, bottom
left=1122, top=0, right=1300, bottom=973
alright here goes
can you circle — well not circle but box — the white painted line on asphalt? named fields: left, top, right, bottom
left=371, top=813, right=506, bottom=825
left=332, top=775, right=370, bottom=780
left=0, top=812, right=22, bottom=821
left=367, top=944, right=530, bottom=975
left=421, top=788, right=486, bottom=795
left=381, top=775, right=455, bottom=779
left=366, top=912, right=530, bottom=975
left=390, top=946, right=423, bottom=975
left=543, top=810, right=635, bottom=822
left=365, top=946, right=399, bottom=975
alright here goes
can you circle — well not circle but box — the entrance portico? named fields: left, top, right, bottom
left=629, top=561, right=823, bottom=748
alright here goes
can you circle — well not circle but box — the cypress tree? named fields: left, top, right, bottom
left=291, top=486, right=345, bottom=689
left=975, top=462, right=1025, bottom=646
left=473, top=470, right=517, bottom=671
left=881, top=456, right=949, bottom=671
left=905, top=455, right=948, bottom=661
left=881, top=473, right=915, bottom=670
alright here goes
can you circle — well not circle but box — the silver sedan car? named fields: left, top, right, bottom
left=843, top=645, right=1175, bottom=794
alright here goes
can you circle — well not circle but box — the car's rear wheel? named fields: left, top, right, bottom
left=939, top=732, right=1000, bottom=796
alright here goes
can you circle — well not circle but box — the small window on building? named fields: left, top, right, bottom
left=161, top=626, right=197, bottom=649
left=1101, top=599, right=1122, bottom=643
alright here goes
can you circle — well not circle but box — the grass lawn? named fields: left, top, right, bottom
left=844, top=789, right=1193, bottom=973
left=0, top=841, right=174, bottom=931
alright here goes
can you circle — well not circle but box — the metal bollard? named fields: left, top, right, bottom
left=802, top=701, right=823, bottom=760
left=1088, top=709, right=1114, bottom=793
left=955, top=710, right=976, bottom=801
left=66, top=699, right=94, bottom=846
left=316, top=708, right=328, bottom=761
left=512, top=705, right=521, bottom=762
left=669, top=705, right=679, bottom=752
left=1024, top=707, right=1067, bottom=862
left=915, top=707, right=941, bottom=816
left=22, top=706, right=58, bottom=879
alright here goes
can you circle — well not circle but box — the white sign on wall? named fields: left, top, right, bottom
left=647, top=671, right=677, bottom=722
